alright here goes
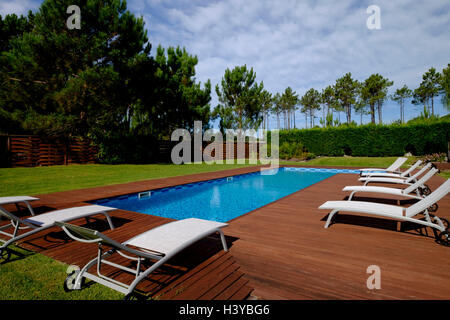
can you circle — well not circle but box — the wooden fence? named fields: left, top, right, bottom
left=0, top=135, right=265, bottom=167
left=157, top=140, right=263, bottom=162
left=1, top=135, right=97, bottom=167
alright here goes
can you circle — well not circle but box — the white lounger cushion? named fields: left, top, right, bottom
left=319, top=200, right=404, bottom=218
left=360, top=163, right=432, bottom=183
left=360, top=157, right=407, bottom=172
left=360, top=159, right=421, bottom=177
left=0, top=196, right=39, bottom=205
left=24, top=205, right=116, bottom=227
left=319, top=179, right=450, bottom=233
left=343, top=186, right=405, bottom=197
left=124, top=218, right=228, bottom=255
left=359, top=177, right=410, bottom=184
left=346, top=168, right=438, bottom=199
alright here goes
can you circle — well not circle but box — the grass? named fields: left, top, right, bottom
left=283, top=156, right=450, bottom=179
left=439, top=171, right=450, bottom=179
left=0, top=162, right=254, bottom=197
left=281, top=156, right=420, bottom=168
left=0, top=246, right=123, bottom=300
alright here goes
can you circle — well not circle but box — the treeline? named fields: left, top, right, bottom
left=260, top=67, right=450, bottom=131
left=1, top=0, right=449, bottom=163
left=211, top=64, right=449, bottom=133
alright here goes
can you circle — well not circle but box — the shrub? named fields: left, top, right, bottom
left=279, top=141, right=304, bottom=160
left=421, top=153, right=447, bottom=163
left=304, top=152, right=316, bottom=160
left=278, top=122, right=450, bottom=157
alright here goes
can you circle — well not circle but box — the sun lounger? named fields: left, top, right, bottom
left=359, top=157, right=408, bottom=175
left=344, top=168, right=438, bottom=201
left=318, top=179, right=450, bottom=245
left=0, top=205, right=116, bottom=259
left=359, top=163, right=434, bottom=194
left=55, top=218, right=228, bottom=299
left=361, top=160, right=422, bottom=178
left=0, top=196, right=39, bottom=216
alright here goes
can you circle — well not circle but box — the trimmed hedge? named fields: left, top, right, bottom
left=279, top=122, right=450, bottom=157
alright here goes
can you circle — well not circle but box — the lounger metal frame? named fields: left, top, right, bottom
left=359, top=157, right=408, bottom=175
left=0, top=206, right=115, bottom=256
left=360, top=163, right=433, bottom=186
left=324, top=204, right=446, bottom=232
left=361, top=160, right=422, bottom=178
left=321, top=179, right=450, bottom=241
left=0, top=197, right=38, bottom=217
left=55, top=220, right=228, bottom=298
left=347, top=168, right=439, bottom=201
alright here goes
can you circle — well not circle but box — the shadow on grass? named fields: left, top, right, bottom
left=0, top=246, right=35, bottom=265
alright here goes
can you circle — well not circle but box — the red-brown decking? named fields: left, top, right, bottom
left=1, top=165, right=450, bottom=300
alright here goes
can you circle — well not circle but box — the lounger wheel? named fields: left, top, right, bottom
left=420, top=185, right=432, bottom=196
left=436, top=231, right=450, bottom=246
left=440, top=217, right=450, bottom=230
left=428, top=203, right=438, bottom=213
left=63, top=265, right=83, bottom=292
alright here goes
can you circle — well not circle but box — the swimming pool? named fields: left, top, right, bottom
left=91, top=167, right=359, bottom=222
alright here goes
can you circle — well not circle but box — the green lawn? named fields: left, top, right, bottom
left=1, top=246, right=123, bottom=300
left=439, top=171, right=450, bottom=179
left=281, top=156, right=419, bottom=168
left=0, top=162, right=254, bottom=197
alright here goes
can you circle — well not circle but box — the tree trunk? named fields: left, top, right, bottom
left=378, top=101, right=382, bottom=124
left=346, top=105, right=351, bottom=124
left=447, top=140, right=450, bottom=163
left=431, top=97, right=434, bottom=115
left=293, top=111, right=296, bottom=129
left=371, top=103, right=375, bottom=124
left=401, top=100, right=404, bottom=123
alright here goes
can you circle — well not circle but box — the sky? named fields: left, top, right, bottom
left=1, top=0, right=449, bottom=129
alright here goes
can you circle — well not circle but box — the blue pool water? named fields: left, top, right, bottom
left=91, top=167, right=358, bottom=222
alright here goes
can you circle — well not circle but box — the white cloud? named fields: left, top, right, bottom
left=145, top=0, right=449, bottom=95
left=5, top=0, right=450, bottom=126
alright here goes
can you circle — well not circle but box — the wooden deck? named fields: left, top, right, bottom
left=228, top=168, right=450, bottom=300
left=2, top=165, right=450, bottom=300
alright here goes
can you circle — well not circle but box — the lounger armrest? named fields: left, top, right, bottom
left=55, top=221, right=102, bottom=244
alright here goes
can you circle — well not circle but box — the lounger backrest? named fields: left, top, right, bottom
left=401, top=160, right=422, bottom=177
left=404, top=168, right=438, bottom=194
left=405, top=163, right=432, bottom=182
left=55, top=221, right=125, bottom=249
left=406, top=179, right=450, bottom=217
left=0, top=207, right=36, bottom=228
left=386, top=157, right=408, bottom=172
left=0, top=207, right=19, bottom=221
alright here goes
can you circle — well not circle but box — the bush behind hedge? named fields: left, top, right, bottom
left=279, top=122, right=450, bottom=157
